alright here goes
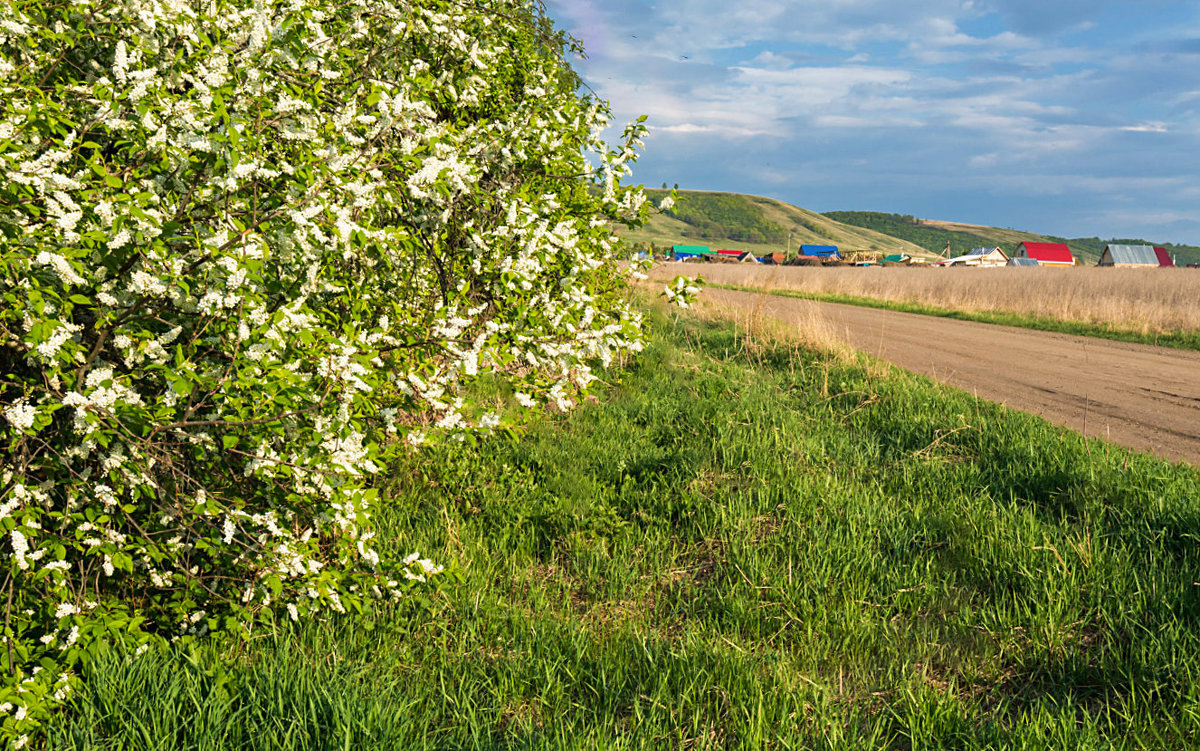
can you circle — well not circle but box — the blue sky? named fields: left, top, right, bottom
left=544, top=0, right=1200, bottom=244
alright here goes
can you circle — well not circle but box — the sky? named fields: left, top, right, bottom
left=544, top=0, right=1200, bottom=244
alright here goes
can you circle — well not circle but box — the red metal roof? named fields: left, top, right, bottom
left=1018, top=242, right=1074, bottom=264
left=1154, top=247, right=1175, bottom=267
left=716, top=249, right=742, bottom=256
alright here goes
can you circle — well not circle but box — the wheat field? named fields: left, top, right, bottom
left=653, top=263, right=1200, bottom=335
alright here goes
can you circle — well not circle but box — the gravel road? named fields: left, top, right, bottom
left=702, top=287, right=1200, bottom=466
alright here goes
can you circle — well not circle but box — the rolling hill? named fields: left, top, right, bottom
left=616, top=190, right=933, bottom=258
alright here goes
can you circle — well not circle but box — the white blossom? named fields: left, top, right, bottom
left=54, top=602, right=78, bottom=619
left=10, top=530, right=30, bottom=571
left=3, top=399, right=36, bottom=431
left=35, top=251, right=85, bottom=286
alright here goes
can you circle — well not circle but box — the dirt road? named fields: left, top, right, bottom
left=702, top=288, right=1200, bottom=466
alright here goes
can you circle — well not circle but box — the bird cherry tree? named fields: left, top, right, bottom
left=0, top=0, right=653, bottom=742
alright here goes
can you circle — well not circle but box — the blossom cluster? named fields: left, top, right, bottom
left=0, top=0, right=650, bottom=741
left=662, top=276, right=705, bottom=309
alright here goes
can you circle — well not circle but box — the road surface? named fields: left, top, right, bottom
left=701, top=288, right=1200, bottom=466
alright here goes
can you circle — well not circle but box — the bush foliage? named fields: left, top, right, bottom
left=0, top=0, right=649, bottom=742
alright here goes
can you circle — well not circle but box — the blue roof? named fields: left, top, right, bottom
left=799, top=245, right=840, bottom=257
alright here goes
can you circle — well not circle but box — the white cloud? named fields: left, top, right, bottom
left=657, top=123, right=775, bottom=137
left=1121, top=122, right=1169, bottom=132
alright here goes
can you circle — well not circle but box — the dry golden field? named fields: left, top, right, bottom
left=651, top=263, right=1200, bottom=335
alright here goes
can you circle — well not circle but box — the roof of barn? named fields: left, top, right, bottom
left=1104, top=244, right=1160, bottom=265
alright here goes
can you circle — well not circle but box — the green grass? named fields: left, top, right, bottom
left=52, top=307, right=1200, bottom=749
left=655, top=190, right=789, bottom=245
left=710, top=282, right=1200, bottom=352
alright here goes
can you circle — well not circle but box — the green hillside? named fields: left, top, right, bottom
left=825, top=211, right=1200, bottom=266
left=659, top=191, right=788, bottom=245
left=617, top=190, right=932, bottom=258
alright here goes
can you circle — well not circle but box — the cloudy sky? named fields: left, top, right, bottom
left=544, top=0, right=1200, bottom=244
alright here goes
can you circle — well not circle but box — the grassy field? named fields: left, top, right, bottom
left=616, top=191, right=931, bottom=259
left=660, top=264, right=1200, bottom=347
left=51, top=304, right=1200, bottom=750
left=707, top=283, right=1200, bottom=352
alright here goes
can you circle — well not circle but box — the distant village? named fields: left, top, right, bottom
left=656, top=242, right=1196, bottom=268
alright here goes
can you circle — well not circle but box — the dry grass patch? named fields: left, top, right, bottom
left=688, top=289, right=856, bottom=360
left=658, top=263, right=1200, bottom=336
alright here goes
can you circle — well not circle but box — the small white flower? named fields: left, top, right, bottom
left=10, top=530, right=30, bottom=571
left=35, top=250, right=85, bottom=286
left=61, top=626, right=80, bottom=648
left=3, top=400, right=36, bottom=431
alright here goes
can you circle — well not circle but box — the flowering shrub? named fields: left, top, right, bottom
left=662, top=275, right=705, bottom=309
left=0, top=0, right=650, bottom=742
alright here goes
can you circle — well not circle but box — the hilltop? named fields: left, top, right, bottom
left=616, top=190, right=933, bottom=258
left=825, top=211, right=1200, bottom=266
